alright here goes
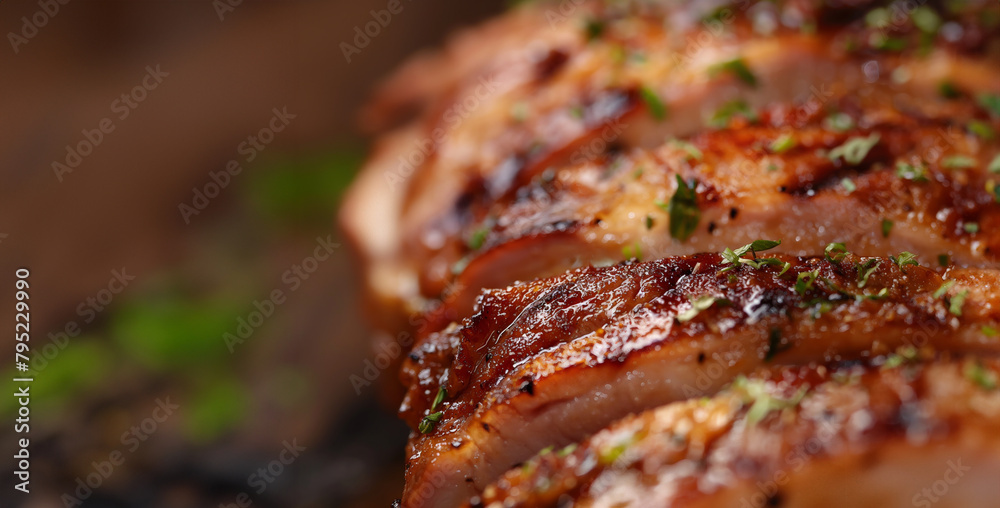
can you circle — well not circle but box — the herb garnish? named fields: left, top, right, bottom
left=667, top=175, right=700, bottom=241
left=795, top=269, right=820, bottom=294
left=949, top=289, right=969, bottom=316
left=769, top=134, right=796, bottom=154
left=640, top=86, right=667, bottom=121
left=418, top=386, right=449, bottom=434
left=764, top=328, right=789, bottom=362
left=943, top=155, right=976, bottom=169
left=881, top=219, right=894, bottom=238
left=896, top=161, right=929, bottom=182
left=829, top=134, right=880, bottom=165
left=677, top=295, right=725, bottom=322
left=709, top=57, right=757, bottom=87
left=708, top=100, right=758, bottom=128
left=891, top=251, right=919, bottom=269
left=824, top=242, right=849, bottom=263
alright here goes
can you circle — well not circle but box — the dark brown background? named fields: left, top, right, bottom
left=0, top=0, right=505, bottom=506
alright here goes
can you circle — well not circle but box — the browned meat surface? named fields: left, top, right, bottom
left=341, top=0, right=1000, bottom=342
left=399, top=251, right=1000, bottom=506
left=472, top=358, right=1000, bottom=507
left=339, top=0, right=1000, bottom=506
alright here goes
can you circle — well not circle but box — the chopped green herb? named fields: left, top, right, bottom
left=870, top=34, right=906, bottom=51
left=943, top=155, right=976, bottom=169
left=467, top=227, right=489, bottom=250
left=978, top=93, right=1000, bottom=117
left=623, top=242, right=643, bottom=260
left=778, top=261, right=792, bottom=276
left=841, top=178, right=857, bottom=193
left=949, top=289, right=969, bottom=316
left=769, top=134, right=797, bottom=154
left=418, top=411, right=444, bottom=434
left=858, top=259, right=881, bottom=288
left=865, top=8, right=890, bottom=28
left=764, top=328, right=789, bottom=362
left=584, top=18, right=605, bottom=40
left=990, top=155, right=1000, bottom=174
left=633, top=167, right=645, bottom=179
left=709, top=57, right=758, bottom=87
left=933, top=280, right=955, bottom=299
left=883, top=346, right=918, bottom=369
left=432, top=386, right=447, bottom=411
left=640, top=86, right=667, bottom=121
left=911, top=6, right=942, bottom=33
left=734, top=239, right=782, bottom=257
left=669, top=138, right=703, bottom=161
left=677, top=295, right=723, bottom=322
left=965, top=360, right=997, bottom=390
left=938, top=254, right=950, bottom=267
left=733, top=376, right=808, bottom=425
left=881, top=218, right=894, bottom=238
left=896, top=161, right=929, bottom=182
left=892, top=251, right=919, bottom=269
left=824, top=112, right=854, bottom=132
left=667, top=175, right=701, bottom=242
left=829, top=134, right=880, bottom=165
left=558, top=443, right=578, bottom=457
left=708, top=100, right=758, bottom=128
left=964, top=222, right=980, bottom=234
left=969, top=120, right=996, bottom=140
left=983, top=325, right=999, bottom=337
left=824, top=242, right=849, bottom=263
left=644, top=215, right=654, bottom=230
left=795, top=269, right=820, bottom=294
left=939, top=81, right=961, bottom=99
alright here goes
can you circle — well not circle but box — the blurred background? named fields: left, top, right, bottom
left=0, top=1, right=507, bottom=506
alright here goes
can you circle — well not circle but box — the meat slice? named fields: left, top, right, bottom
left=399, top=252, right=1000, bottom=506
left=341, top=0, right=1000, bottom=344
left=473, top=358, right=1000, bottom=508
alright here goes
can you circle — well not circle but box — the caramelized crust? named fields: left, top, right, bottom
left=399, top=253, right=1000, bottom=506
left=472, top=358, right=1000, bottom=507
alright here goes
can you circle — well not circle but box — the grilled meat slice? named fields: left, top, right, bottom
left=340, top=0, right=1000, bottom=343
left=473, top=358, right=1000, bottom=508
left=399, top=253, right=1000, bottom=507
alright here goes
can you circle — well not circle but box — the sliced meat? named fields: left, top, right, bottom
left=473, top=357, right=1000, bottom=507
left=341, top=0, right=1000, bottom=345
left=399, top=252, right=1000, bottom=506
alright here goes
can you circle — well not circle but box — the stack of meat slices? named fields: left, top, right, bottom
left=340, top=0, right=1000, bottom=506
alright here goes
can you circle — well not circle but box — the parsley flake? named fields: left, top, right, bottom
left=824, top=242, right=849, bottom=263
left=881, top=219, right=894, bottom=238
left=943, top=155, right=976, bottom=169
left=795, top=269, right=820, bottom=294
left=829, top=134, right=880, bottom=165
left=640, top=86, right=667, bottom=121
left=667, top=175, right=701, bottom=242
left=709, top=57, right=758, bottom=87
left=949, top=289, right=969, bottom=316
left=769, top=134, right=796, bottom=154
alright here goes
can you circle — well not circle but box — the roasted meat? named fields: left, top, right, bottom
left=340, top=0, right=1000, bottom=506
left=473, top=358, right=1000, bottom=507
left=398, top=253, right=1000, bottom=506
